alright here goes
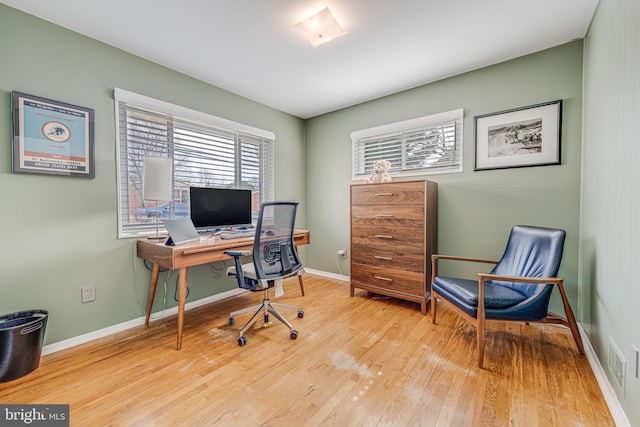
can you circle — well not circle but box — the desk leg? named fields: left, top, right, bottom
left=145, top=263, right=161, bottom=328
left=176, top=267, right=188, bottom=350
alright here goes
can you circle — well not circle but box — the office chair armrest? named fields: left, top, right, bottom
left=477, top=273, right=563, bottom=285
left=432, top=254, right=499, bottom=264
left=224, top=250, right=251, bottom=258
left=224, top=250, right=251, bottom=288
left=431, top=254, right=499, bottom=284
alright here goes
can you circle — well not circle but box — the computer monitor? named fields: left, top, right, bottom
left=189, top=186, right=253, bottom=230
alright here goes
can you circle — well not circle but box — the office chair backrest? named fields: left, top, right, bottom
left=491, top=225, right=566, bottom=299
left=252, top=201, right=302, bottom=281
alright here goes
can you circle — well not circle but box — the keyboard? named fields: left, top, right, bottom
left=219, top=231, right=256, bottom=240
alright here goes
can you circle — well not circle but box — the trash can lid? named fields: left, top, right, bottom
left=0, top=310, right=48, bottom=330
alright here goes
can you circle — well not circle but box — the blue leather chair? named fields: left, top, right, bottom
left=431, top=225, right=585, bottom=368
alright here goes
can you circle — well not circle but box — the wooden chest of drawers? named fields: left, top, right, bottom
left=350, top=180, right=437, bottom=314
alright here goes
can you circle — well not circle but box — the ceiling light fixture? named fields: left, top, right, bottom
left=293, top=7, right=346, bottom=47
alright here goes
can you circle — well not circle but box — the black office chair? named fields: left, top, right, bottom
left=431, top=225, right=585, bottom=368
left=225, top=201, right=305, bottom=346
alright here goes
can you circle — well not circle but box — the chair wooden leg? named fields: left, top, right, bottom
left=293, top=243, right=305, bottom=296
left=431, top=293, right=437, bottom=324
left=477, top=277, right=486, bottom=368
left=477, top=318, right=485, bottom=368
left=557, top=283, right=585, bottom=355
left=430, top=257, right=437, bottom=324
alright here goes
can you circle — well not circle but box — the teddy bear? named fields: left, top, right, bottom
left=365, top=160, right=392, bottom=183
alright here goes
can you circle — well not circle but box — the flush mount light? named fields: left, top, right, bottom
left=293, top=7, right=346, bottom=47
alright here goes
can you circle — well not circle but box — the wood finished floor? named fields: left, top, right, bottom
left=0, top=274, right=613, bottom=426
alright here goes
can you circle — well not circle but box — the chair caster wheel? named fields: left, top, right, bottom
left=297, top=310, right=304, bottom=318
left=290, top=330, right=298, bottom=340
left=228, top=317, right=234, bottom=325
left=238, top=336, right=247, bottom=346
left=264, top=314, right=269, bottom=323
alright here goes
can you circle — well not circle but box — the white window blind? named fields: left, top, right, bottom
left=114, top=88, right=274, bottom=238
left=352, top=108, right=463, bottom=179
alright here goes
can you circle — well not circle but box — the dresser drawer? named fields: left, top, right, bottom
left=351, top=181, right=425, bottom=206
left=351, top=225, right=424, bottom=250
left=351, top=205, right=424, bottom=227
left=351, top=264, right=425, bottom=297
left=351, top=244, right=424, bottom=273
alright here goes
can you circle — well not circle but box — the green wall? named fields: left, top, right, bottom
left=4, top=1, right=636, bottom=422
left=0, top=5, right=306, bottom=345
left=1, top=8, right=613, bottom=410
left=304, top=41, right=584, bottom=317
left=582, top=0, right=640, bottom=424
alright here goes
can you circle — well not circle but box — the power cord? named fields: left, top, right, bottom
left=173, top=272, right=190, bottom=301
left=335, top=252, right=345, bottom=276
left=140, top=258, right=185, bottom=302
left=207, top=260, right=227, bottom=279
left=133, top=245, right=236, bottom=315
left=143, top=259, right=168, bottom=273
left=134, top=245, right=174, bottom=319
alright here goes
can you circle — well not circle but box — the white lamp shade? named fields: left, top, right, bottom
left=143, top=156, right=172, bottom=201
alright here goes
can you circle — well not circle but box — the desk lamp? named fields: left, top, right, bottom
left=143, top=156, right=172, bottom=241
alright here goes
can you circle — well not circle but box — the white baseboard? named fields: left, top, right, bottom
left=303, top=267, right=350, bottom=282
left=580, top=324, right=631, bottom=427
left=40, top=270, right=630, bottom=426
left=41, top=288, right=246, bottom=356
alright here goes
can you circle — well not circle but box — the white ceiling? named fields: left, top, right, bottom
left=3, top=0, right=599, bottom=119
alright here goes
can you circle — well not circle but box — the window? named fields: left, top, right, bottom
left=351, top=108, right=463, bottom=180
left=115, top=88, right=274, bottom=238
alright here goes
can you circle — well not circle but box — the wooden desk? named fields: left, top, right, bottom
left=137, top=230, right=310, bottom=349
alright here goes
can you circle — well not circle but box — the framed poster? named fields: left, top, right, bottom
left=11, top=91, right=95, bottom=178
left=474, top=100, right=562, bottom=171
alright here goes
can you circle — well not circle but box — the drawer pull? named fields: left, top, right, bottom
left=374, top=214, right=393, bottom=217
left=374, top=235, right=393, bottom=239
left=374, top=255, right=393, bottom=260
left=373, top=275, right=393, bottom=282
left=374, top=193, right=393, bottom=196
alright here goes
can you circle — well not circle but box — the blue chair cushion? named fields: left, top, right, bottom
left=433, top=276, right=527, bottom=309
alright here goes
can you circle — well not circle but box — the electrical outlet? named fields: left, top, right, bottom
left=608, top=338, right=626, bottom=395
left=81, top=285, right=96, bottom=303
left=337, top=249, right=347, bottom=258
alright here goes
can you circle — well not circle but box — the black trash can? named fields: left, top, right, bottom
left=0, top=310, right=48, bottom=382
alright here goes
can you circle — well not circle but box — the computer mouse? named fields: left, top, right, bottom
left=265, top=230, right=275, bottom=236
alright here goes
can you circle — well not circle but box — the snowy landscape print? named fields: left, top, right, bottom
left=487, top=118, right=542, bottom=158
